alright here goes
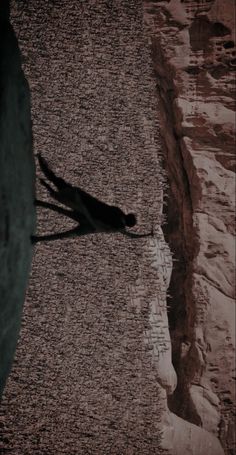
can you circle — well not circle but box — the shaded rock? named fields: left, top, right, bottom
left=0, top=2, right=35, bottom=397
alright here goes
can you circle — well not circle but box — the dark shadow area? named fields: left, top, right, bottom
left=189, top=15, right=230, bottom=51
left=33, top=154, right=152, bottom=242
left=0, top=0, right=35, bottom=399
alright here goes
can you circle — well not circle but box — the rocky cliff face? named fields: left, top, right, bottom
left=0, top=1, right=234, bottom=454
left=144, top=1, right=235, bottom=454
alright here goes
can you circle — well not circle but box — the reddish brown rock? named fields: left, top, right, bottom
left=145, top=0, right=235, bottom=453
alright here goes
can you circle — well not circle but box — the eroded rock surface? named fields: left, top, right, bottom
left=144, top=0, right=235, bottom=453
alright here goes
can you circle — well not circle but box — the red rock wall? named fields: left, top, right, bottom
left=144, top=1, right=235, bottom=454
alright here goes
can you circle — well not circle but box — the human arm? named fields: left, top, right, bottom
left=120, top=227, right=154, bottom=239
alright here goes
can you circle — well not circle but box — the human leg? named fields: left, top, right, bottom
left=31, top=224, right=95, bottom=243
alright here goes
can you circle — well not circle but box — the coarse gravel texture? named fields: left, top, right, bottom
left=0, top=1, right=171, bottom=454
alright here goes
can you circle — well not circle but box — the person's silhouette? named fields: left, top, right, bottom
left=32, top=154, right=153, bottom=243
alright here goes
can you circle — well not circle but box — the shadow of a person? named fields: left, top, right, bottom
left=32, top=154, right=153, bottom=243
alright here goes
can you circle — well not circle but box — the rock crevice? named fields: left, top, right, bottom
left=151, top=37, right=205, bottom=427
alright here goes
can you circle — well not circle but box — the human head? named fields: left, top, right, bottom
left=125, top=213, right=136, bottom=227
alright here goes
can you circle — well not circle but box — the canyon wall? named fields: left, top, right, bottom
left=144, top=1, right=235, bottom=454
left=0, top=1, right=234, bottom=454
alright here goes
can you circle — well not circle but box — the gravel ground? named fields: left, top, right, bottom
left=0, top=1, right=170, bottom=454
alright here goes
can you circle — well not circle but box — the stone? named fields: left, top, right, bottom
left=162, top=412, right=225, bottom=455
left=145, top=0, right=235, bottom=453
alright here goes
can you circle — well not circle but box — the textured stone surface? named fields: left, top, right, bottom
left=0, top=1, right=35, bottom=398
left=1, top=1, right=171, bottom=454
left=163, top=412, right=224, bottom=455
left=144, top=0, right=235, bottom=454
